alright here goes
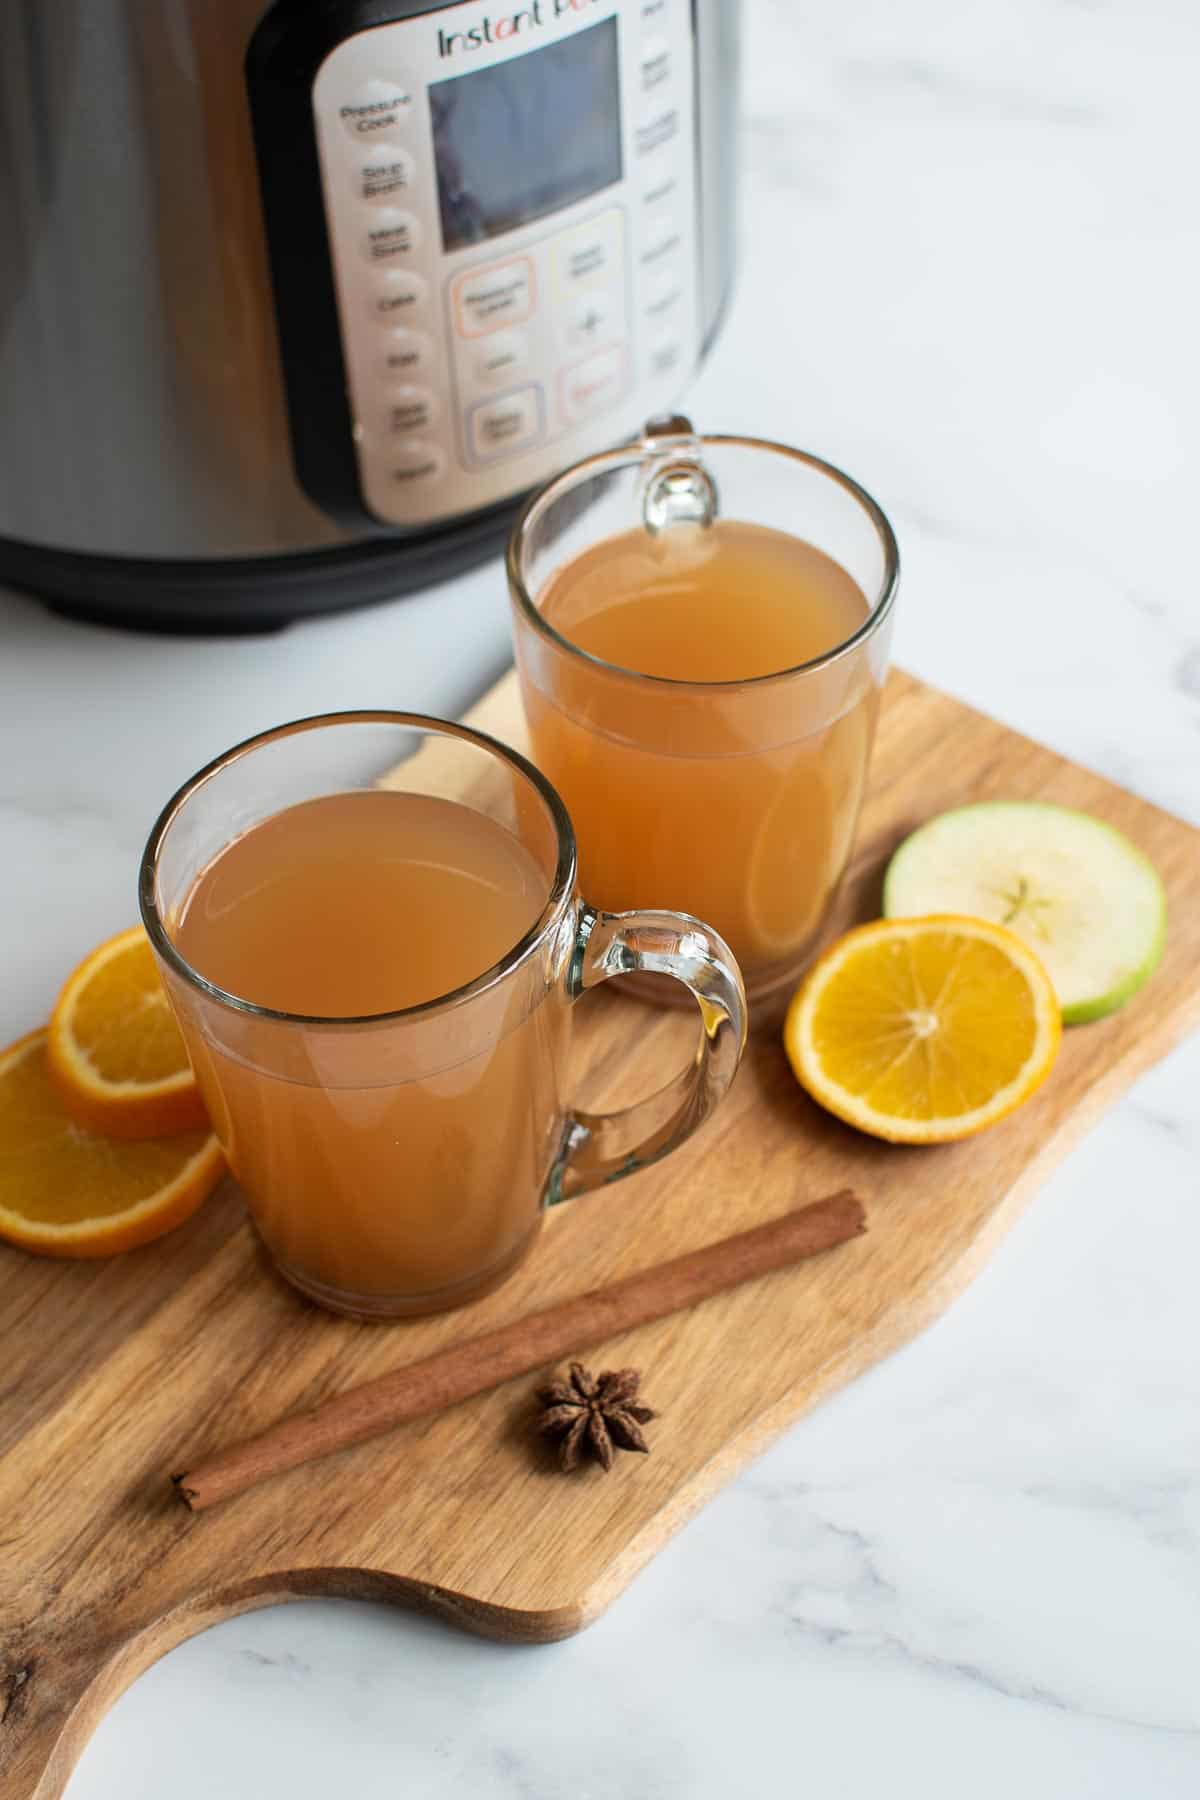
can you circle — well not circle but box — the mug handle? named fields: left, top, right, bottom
left=549, top=905, right=748, bottom=1203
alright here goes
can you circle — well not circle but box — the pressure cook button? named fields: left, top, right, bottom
left=641, top=38, right=671, bottom=90
left=384, top=386, right=437, bottom=434
left=385, top=441, right=446, bottom=485
left=474, top=330, right=530, bottom=385
left=362, top=209, right=422, bottom=264
left=560, top=346, right=628, bottom=423
left=371, top=270, right=428, bottom=323
left=358, top=145, right=415, bottom=204
left=468, top=386, right=543, bottom=460
left=339, top=79, right=413, bottom=140
left=380, top=327, right=433, bottom=380
left=452, top=256, right=535, bottom=336
left=637, top=106, right=679, bottom=156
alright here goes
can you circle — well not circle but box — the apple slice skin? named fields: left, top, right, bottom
left=882, top=802, right=1167, bottom=1026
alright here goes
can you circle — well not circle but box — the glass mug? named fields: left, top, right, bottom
left=507, top=418, right=900, bottom=1003
left=139, top=714, right=746, bottom=1319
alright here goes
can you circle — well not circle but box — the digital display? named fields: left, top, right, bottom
left=431, top=18, right=623, bottom=254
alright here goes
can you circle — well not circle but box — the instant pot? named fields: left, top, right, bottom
left=0, top=0, right=739, bottom=630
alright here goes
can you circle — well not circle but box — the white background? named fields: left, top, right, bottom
left=1, top=0, right=1197, bottom=1793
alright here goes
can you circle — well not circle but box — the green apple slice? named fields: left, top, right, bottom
left=882, top=802, right=1166, bottom=1024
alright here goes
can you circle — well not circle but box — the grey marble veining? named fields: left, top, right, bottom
left=0, top=0, right=1196, bottom=1795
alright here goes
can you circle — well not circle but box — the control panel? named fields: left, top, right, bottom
left=306, top=0, right=699, bottom=528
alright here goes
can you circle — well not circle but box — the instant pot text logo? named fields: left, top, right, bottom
left=438, top=0, right=602, bottom=57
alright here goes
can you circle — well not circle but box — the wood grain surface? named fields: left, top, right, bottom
left=4, top=669, right=1199, bottom=1798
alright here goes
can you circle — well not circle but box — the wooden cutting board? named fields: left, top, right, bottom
left=4, top=669, right=1199, bottom=1798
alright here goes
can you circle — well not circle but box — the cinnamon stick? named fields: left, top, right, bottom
left=173, top=1190, right=865, bottom=1511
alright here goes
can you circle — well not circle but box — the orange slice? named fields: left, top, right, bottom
left=47, top=925, right=207, bottom=1138
left=0, top=1029, right=224, bottom=1257
left=783, top=914, right=1061, bottom=1143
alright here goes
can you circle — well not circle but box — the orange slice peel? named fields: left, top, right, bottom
left=784, top=914, right=1061, bottom=1144
left=0, top=1028, right=224, bottom=1257
left=47, top=925, right=207, bottom=1138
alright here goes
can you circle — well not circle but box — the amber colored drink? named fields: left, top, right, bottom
left=171, top=789, right=566, bottom=1310
left=520, top=519, right=880, bottom=991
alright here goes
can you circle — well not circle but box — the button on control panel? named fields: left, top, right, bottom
left=309, top=0, right=700, bottom=526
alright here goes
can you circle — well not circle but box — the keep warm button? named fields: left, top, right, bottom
left=560, top=346, right=628, bottom=424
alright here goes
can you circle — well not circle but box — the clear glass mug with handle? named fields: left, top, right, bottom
left=507, top=417, right=900, bottom=1005
left=140, top=713, right=747, bottom=1320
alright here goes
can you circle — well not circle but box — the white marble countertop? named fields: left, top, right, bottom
left=3, top=0, right=1197, bottom=1793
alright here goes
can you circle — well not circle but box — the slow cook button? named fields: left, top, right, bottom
left=474, top=330, right=530, bottom=386
left=453, top=257, right=535, bottom=337
left=339, top=79, right=413, bottom=141
left=383, top=386, right=437, bottom=434
left=370, top=269, right=428, bottom=324
left=358, top=144, right=415, bottom=204
left=362, top=209, right=422, bottom=264
left=379, top=327, right=433, bottom=380
left=468, top=386, right=542, bottom=460
left=637, top=106, right=679, bottom=156
left=385, top=441, right=445, bottom=486
left=560, top=346, right=628, bottom=424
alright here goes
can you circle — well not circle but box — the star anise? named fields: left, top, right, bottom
left=535, top=1363, right=657, bottom=1472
